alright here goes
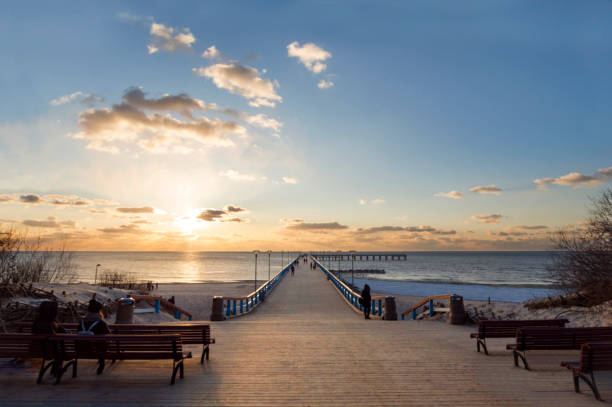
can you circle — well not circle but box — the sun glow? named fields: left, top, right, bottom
left=174, top=209, right=206, bottom=235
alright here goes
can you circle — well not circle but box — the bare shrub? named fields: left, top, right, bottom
left=550, top=188, right=612, bottom=306
left=0, top=227, right=76, bottom=284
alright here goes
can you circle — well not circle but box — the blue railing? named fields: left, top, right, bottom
left=221, top=258, right=297, bottom=319
left=312, top=257, right=385, bottom=318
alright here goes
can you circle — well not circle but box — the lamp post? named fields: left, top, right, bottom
left=95, top=264, right=101, bottom=285
left=267, top=250, right=271, bottom=280
left=350, top=250, right=355, bottom=287
left=281, top=251, right=284, bottom=270
left=337, top=250, right=341, bottom=275
left=253, top=250, right=259, bottom=291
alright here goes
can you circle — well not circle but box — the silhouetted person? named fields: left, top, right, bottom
left=360, top=284, right=372, bottom=319
left=291, top=265, right=295, bottom=275
left=79, top=299, right=110, bottom=374
left=32, top=301, right=66, bottom=334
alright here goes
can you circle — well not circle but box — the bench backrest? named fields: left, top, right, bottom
left=516, top=327, right=612, bottom=351
left=13, top=322, right=211, bottom=344
left=581, top=342, right=612, bottom=373
left=0, top=333, right=53, bottom=359
left=477, top=319, right=568, bottom=338
left=51, top=333, right=184, bottom=361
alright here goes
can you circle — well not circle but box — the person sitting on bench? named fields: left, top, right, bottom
left=79, top=299, right=111, bottom=374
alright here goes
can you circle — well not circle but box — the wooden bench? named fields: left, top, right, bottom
left=507, top=327, right=612, bottom=370
left=13, top=322, right=215, bottom=364
left=0, top=333, right=55, bottom=384
left=470, top=319, right=569, bottom=355
left=561, top=342, right=612, bottom=401
left=51, top=333, right=191, bottom=385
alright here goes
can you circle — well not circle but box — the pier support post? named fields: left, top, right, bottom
left=210, top=296, right=225, bottom=321
left=383, top=296, right=398, bottom=320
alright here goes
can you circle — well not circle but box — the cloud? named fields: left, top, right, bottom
left=50, top=91, right=103, bottom=107
left=19, top=194, right=41, bottom=204
left=435, top=190, right=463, bottom=199
left=287, top=41, right=332, bottom=74
left=471, top=214, right=503, bottom=224
left=72, top=90, right=244, bottom=153
left=509, top=225, right=548, bottom=231
left=469, top=185, right=502, bottom=195
left=245, top=114, right=283, bottom=133
left=148, top=22, right=195, bottom=54
left=99, top=223, right=146, bottom=234
left=122, top=88, right=208, bottom=119
left=355, top=225, right=456, bottom=235
left=0, top=195, right=14, bottom=202
left=197, top=205, right=248, bottom=222
left=193, top=63, right=282, bottom=107
left=116, top=206, right=155, bottom=214
left=283, top=218, right=348, bottom=231
left=202, top=45, right=220, bottom=59
left=45, top=194, right=92, bottom=206
left=219, top=170, right=266, bottom=182
left=22, top=216, right=75, bottom=228
left=317, top=80, right=334, bottom=89
left=282, top=177, right=298, bottom=184
left=371, top=199, right=385, bottom=204
left=534, top=168, right=611, bottom=189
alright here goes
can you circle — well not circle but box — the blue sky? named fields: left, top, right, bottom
left=0, top=1, right=611, bottom=250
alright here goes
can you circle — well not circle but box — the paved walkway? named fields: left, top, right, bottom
left=1, top=258, right=610, bottom=406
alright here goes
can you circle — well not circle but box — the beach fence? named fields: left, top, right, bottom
left=312, top=257, right=396, bottom=320
left=400, top=294, right=454, bottom=320
left=131, top=295, right=193, bottom=321
left=212, top=258, right=296, bottom=320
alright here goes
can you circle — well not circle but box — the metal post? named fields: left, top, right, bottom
left=350, top=250, right=355, bottom=287
left=429, top=299, right=434, bottom=317
left=95, top=264, right=101, bottom=285
left=268, top=250, right=271, bottom=281
left=254, top=250, right=259, bottom=291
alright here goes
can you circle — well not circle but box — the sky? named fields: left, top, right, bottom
left=0, top=0, right=611, bottom=251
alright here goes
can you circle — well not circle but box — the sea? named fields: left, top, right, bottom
left=71, top=251, right=561, bottom=303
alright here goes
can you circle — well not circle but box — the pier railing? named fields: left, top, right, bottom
left=131, top=295, right=193, bottom=321
left=400, top=294, right=453, bottom=320
left=312, top=257, right=386, bottom=319
left=220, top=258, right=296, bottom=319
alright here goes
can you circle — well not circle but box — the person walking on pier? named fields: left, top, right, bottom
left=359, top=284, right=372, bottom=319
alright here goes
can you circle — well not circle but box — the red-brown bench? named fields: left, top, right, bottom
left=13, top=322, right=215, bottom=364
left=470, top=319, right=568, bottom=355
left=51, top=333, right=191, bottom=384
left=561, top=342, right=612, bottom=401
left=0, top=333, right=55, bottom=384
left=507, top=326, right=612, bottom=370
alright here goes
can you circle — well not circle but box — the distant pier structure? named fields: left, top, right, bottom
left=311, top=252, right=407, bottom=261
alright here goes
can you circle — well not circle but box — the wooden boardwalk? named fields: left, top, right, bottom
left=1, top=259, right=611, bottom=406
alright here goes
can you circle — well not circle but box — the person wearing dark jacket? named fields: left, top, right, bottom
left=79, top=299, right=111, bottom=374
left=32, top=301, right=66, bottom=334
left=360, top=284, right=372, bottom=319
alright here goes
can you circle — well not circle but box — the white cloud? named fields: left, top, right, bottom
left=534, top=171, right=606, bottom=189
left=283, top=177, right=298, bottom=184
left=598, top=166, right=612, bottom=178
left=245, top=114, right=283, bottom=133
left=148, top=22, right=195, bottom=54
left=287, top=41, right=332, bottom=73
left=220, top=170, right=267, bottom=182
left=193, top=63, right=282, bottom=108
left=469, top=185, right=502, bottom=195
left=50, top=91, right=103, bottom=107
left=435, top=190, right=463, bottom=199
left=317, top=80, right=334, bottom=89
left=202, top=45, right=220, bottom=59
left=371, top=198, right=385, bottom=204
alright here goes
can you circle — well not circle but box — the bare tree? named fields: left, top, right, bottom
left=550, top=188, right=612, bottom=306
left=0, top=227, right=76, bottom=284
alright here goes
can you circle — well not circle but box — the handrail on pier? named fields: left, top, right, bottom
left=131, top=295, right=193, bottom=321
left=400, top=294, right=453, bottom=320
left=312, top=257, right=387, bottom=319
left=219, top=257, right=297, bottom=319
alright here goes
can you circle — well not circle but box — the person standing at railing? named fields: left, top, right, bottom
left=359, top=284, right=372, bottom=319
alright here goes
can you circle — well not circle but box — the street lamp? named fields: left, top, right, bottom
left=350, top=250, right=355, bottom=287
left=337, top=250, right=341, bottom=275
left=267, top=250, right=271, bottom=281
left=253, top=250, right=260, bottom=291
left=94, top=264, right=101, bottom=285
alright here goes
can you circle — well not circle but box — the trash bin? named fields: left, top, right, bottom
left=449, top=294, right=466, bottom=325
left=383, top=296, right=398, bottom=320
left=210, top=296, right=225, bottom=321
left=115, top=297, right=135, bottom=324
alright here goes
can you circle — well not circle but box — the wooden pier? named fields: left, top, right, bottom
left=312, top=252, right=407, bottom=261
left=0, top=257, right=609, bottom=406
